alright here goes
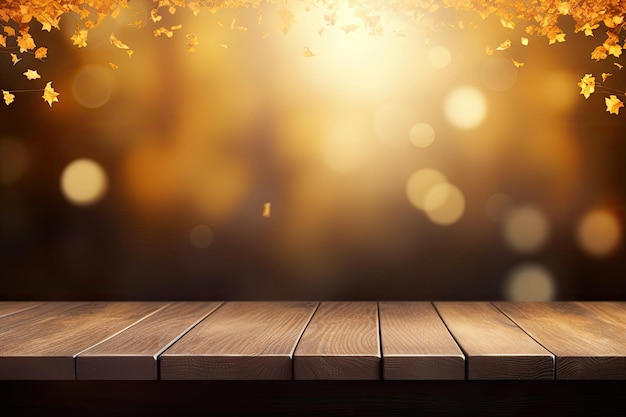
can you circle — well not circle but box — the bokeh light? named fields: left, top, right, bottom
left=444, top=86, right=488, bottom=129
left=190, top=225, right=214, bottom=249
left=0, top=137, right=28, bottom=185
left=423, top=183, right=466, bottom=226
left=406, top=168, right=448, bottom=211
left=481, top=56, right=518, bottom=92
left=504, top=263, right=556, bottom=301
left=60, top=159, right=108, bottom=206
left=577, top=209, right=622, bottom=258
left=485, top=193, right=515, bottom=223
left=426, top=46, right=452, bottom=69
left=72, top=64, right=114, bottom=109
left=503, top=205, right=550, bottom=253
left=409, top=123, right=436, bottom=149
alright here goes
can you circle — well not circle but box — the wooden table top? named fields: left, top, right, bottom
left=0, top=301, right=625, bottom=380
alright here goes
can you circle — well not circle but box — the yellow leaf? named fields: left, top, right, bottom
left=42, top=81, right=59, bottom=107
left=10, top=53, right=21, bottom=65
left=188, top=2, right=201, bottom=16
left=23, top=69, right=40, bottom=80
left=591, top=45, right=608, bottom=61
left=578, top=74, right=595, bottom=99
left=278, top=7, right=296, bottom=35
left=500, top=18, right=515, bottom=29
left=17, top=33, right=35, bottom=52
left=186, top=33, right=198, bottom=53
left=0, top=35, right=5, bottom=47
left=108, top=62, right=118, bottom=69
left=171, top=25, right=182, bottom=31
left=4, top=26, right=16, bottom=37
left=512, top=58, right=525, bottom=68
left=303, top=46, right=315, bottom=57
left=496, top=39, right=511, bottom=51
left=71, top=29, right=88, bottom=48
left=602, top=72, right=613, bottom=82
left=614, top=63, right=624, bottom=70
left=168, top=6, right=177, bottom=14
left=109, top=33, right=133, bottom=57
left=605, top=95, right=624, bottom=115
left=219, top=44, right=228, bottom=49
left=34, top=47, right=47, bottom=60
left=2, top=90, right=15, bottom=106
left=154, top=27, right=174, bottom=38
left=262, top=202, right=271, bottom=218
left=556, top=2, right=570, bottom=15
left=150, top=9, right=162, bottom=23
left=521, top=37, right=529, bottom=46
left=548, top=32, right=566, bottom=45
left=485, top=46, right=494, bottom=55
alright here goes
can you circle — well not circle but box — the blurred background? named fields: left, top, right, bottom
left=0, top=2, right=624, bottom=301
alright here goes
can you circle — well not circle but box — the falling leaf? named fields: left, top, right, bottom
left=150, top=9, right=162, bottom=23
left=108, top=62, right=118, bottom=69
left=500, top=18, right=515, bottom=29
left=303, top=46, right=315, bottom=57
left=34, top=47, right=47, bottom=60
left=496, top=39, right=511, bottom=51
left=23, top=69, right=40, bottom=80
left=17, top=33, right=35, bottom=52
left=186, top=33, right=198, bottom=53
left=278, top=7, right=296, bottom=35
left=605, top=95, right=624, bottom=114
left=219, top=44, right=228, bottom=49
left=578, top=74, right=595, bottom=99
left=262, top=202, right=271, bottom=218
left=70, top=29, right=88, bottom=48
left=602, top=72, right=613, bottom=82
left=42, top=81, right=59, bottom=106
left=109, top=33, right=133, bottom=57
left=521, top=37, right=529, bottom=46
left=512, top=58, right=525, bottom=68
left=614, top=62, right=624, bottom=70
left=10, top=53, right=21, bottom=65
left=154, top=27, right=174, bottom=38
left=2, top=90, right=15, bottom=105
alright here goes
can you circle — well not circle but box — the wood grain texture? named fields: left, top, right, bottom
left=160, top=302, right=318, bottom=380
left=434, top=302, right=553, bottom=380
left=379, top=302, right=464, bottom=380
left=495, top=302, right=626, bottom=379
left=0, top=302, right=165, bottom=380
left=76, top=302, right=222, bottom=380
left=294, top=302, right=380, bottom=380
left=0, top=302, right=41, bottom=319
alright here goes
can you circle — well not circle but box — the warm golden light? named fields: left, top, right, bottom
left=427, top=45, right=451, bottom=69
left=481, top=56, right=518, bottom=92
left=577, top=209, right=622, bottom=258
left=60, top=159, right=108, bottom=206
left=406, top=168, right=448, bottom=211
left=444, top=86, right=488, bottom=129
left=72, top=64, right=114, bottom=109
left=503, top=205, right=550, bottom=254
left=423, top=183, right=465, bottom=226
left=409, top=123, right=436, bottom=149
left=373, top=101, right=415, bottom=146
left=485, top=193, right=515, bottom=223
left=321, top=122, right=371, bottom=173
left=504, top=263, right=556, bottom=301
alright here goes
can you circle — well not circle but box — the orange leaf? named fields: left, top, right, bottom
left=578, top=74, right=595, bottom=99
left=71, top=29, right=88, bottom=48
left=605, top=95, right=624, bottom=115
left=2, top=90, right=15, bottom=105
left=42, top=81, right=59, bottom=107
left=34, top=47, right=47, bottom=60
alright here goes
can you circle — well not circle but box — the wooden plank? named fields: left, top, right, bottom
left=76, top=302, right=222, bottom=380
left=379, top=302, right=464, bottom=380
left=293, top=302, right=380, bottom=380
left=495, top=302, right=626, bottom=380
left=0, top=302, right=165, bottom=380
left=160, top=302, right=318, bottom=380
left=434, top=302, right=553, bottom=380
left=0, top=302, right=41, bottom=319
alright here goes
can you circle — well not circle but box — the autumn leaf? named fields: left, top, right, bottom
left=4, top=26, right=15, bottom=37
left=186, top=33, right=198, bottom=53
left=341, top=24, right=359, bottom=34
left=578, top=74, right=595, bottom=99
left=42, top=81, right=59, bottom=107
left=602, top=72, right=612, bottom=82
left=23, top=69, right=40, bottom=80
left=34, top=47, right=47, bottom=60
left=591, top=45, right=608, bottom=61
left=512, top=58, right=525, bottom=68
left=615, top=63, right=624, bottom=70
left=109, top=33, right=133, bottom=57
left=154, top=27, right=174, bottom=38
left=303, top=46, right=315, bottom=57
left=188, top=2, right=201, bottom=16
left=2, top=90, right=15, bottom=106
left=0, top=34, right=5, bottom=47
left=10, top=53, right=21, bottom=65
left=108, top=62, right=118, bottom=69
left=17, top=33, right=35, bottom=52
left=605, top=95, right=624, bottom=115
left=496, top=39, right=511, bottom=51
left=278, top=7, right=296, bottom=35
left=70, top=29, right=88, bottom=48
left=521, top=37, right=529, bottom=46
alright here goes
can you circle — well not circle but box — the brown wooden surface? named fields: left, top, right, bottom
left=495, top=302, right=626, bottom=379
left=0, top=302, right=165, bottom=380
left=160, top=301, right=318, bottom=380
left=294, top=302, right=380, bottom=380
left=379, top=302, right=464, bottom=380
left=76, top=302, right=222, bottom=380
left=434, top=302, right=554, bottom=380
left=0, top=302, right=41, bottom=319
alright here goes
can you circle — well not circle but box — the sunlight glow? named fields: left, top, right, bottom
left=60, top=159, right=108, bottom=206
left=577, top=209, right=622, bottom=258
left=444, top=86, right=488, bottom=129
